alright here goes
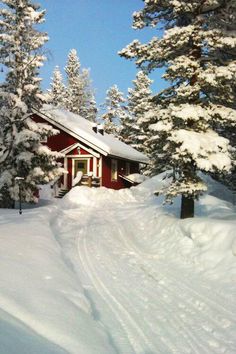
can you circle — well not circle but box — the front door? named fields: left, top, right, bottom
left=74, top=159, right=88, bottom=177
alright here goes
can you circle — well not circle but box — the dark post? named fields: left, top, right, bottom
left=180, top=195, right=194, bottom=219
left=15, top=177, right=24, bottom=215
left=19, top=181, right=22, bottom=215
left=88, top=175, right=92, bottom=188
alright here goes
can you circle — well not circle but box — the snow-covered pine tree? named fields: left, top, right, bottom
left=125, top=71, right=155, bottom=174
left=48, top=66, right=66, bottom=107
left=64, top=49, right=97, bottom=121
left=147, top=100, right=173, bottom=177
left=79, top=68, right=97, bottom=122
left=101, top=85, right=127, bottom=137
left=120, top=0, right=236, bottom=218
left=118, top=107, right=134, bottom=145
left=0, top=0, right=62, bottom=207
left=218, top=126, right=236, bottom=190
left=64, top=49, right=83, bottom=114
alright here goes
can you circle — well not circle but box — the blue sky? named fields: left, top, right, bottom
left=39, top=0, right=166, bottom=106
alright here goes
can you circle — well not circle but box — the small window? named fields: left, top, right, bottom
left=40, top=136, right=47, bottom=143
left=111, top=159, right=118, bottom=181
left=125, top=162, right=130, bottom=176
left=78, top=162, right=85, bottom=169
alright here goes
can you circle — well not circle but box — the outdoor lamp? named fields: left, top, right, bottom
left=15, top=177, right=24, bottom=215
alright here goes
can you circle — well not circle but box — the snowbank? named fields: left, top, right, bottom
left=0, top=172, right=235, bottom=353
left=0, top=208, right=115, bottom=354
left=62, top=173, right=236, bottom=280
left=126, top=173, right=148, bottom=183
left=53, top=176, right=236, bottom=353
left=72, top=171, right=83, bottom=187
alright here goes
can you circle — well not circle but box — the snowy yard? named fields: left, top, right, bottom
left=0, top=176, right=236, bottom=354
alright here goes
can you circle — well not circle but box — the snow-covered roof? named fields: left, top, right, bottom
left=34, top=105, right=149, bottom=164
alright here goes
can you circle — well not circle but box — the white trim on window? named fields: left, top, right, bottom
left=64, top=157, right=68, bottom=188
left=93, top=157, right=97, bottom=177
left=111, top=159, right=118, bottom=181
left=99, top=158, right=102, bottom=179
left=73, top=157, right=90, bottom=178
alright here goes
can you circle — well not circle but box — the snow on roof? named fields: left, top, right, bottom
left=35, top=105, right=149, bottom=164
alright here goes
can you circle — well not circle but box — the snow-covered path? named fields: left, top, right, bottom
left=52, top=187, right=236, bottom=354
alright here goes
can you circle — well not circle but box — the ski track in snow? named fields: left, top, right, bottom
left=52, top=199, right=236, bottom=354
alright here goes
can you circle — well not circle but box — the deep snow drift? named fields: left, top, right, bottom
left=0, top=174, right=235, bottom=353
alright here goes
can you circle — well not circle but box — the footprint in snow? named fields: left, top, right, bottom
left=208, top=339, right=220, bottom=348
left=202, top=323, right=214, bottom=333
left=220, top=318, right=231, bottom=328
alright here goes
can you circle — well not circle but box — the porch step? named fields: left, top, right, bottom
left=91, top=177, right=101, bottom=188
left=55, top=189, right=69, bottom=199
left=81, top=176, right=101, bottom=188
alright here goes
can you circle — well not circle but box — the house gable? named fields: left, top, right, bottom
left=33, top=106, right=149, bottom=164
left=32, top=110, right=109, bottom=157
left=60, top=142, right=100, bottom=158
left=32, top=108, right=147, bottom=192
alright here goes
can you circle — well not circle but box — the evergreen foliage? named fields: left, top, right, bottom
left=0, top=0, right=62, bottom=206
left=49, top=49, right=97, bottom=121
left=48, top=66, right=66, bottom=107
left=125, top=71, right=155, bottom=174
left=120, top=0, right=236, bottom=218
left=78, top=67, right=97, bottom=122
left=101, top=85, right=127, bottom=137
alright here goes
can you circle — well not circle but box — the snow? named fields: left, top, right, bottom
left=126, top=173, right=149, bottom=183
left=0, top=174, right=236, bottom=353
left=72, top=171, right=83, bottom=187
left=35, top=105, right=149, bottom=164
left=168, top=129, right=232, bottom=172
left=0, top=207, right=113, bottom=354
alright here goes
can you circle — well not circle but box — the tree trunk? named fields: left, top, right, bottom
left=180, top=195, right=194, bottom=219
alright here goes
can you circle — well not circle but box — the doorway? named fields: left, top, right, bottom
left=74, top=159, right=88, bottom=177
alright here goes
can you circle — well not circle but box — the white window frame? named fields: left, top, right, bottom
left=72, top=157, right=90, bottom=177
left=111, top=159, right=118, bottom=181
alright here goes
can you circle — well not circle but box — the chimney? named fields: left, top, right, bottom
left=92, top=123, right=97, bottom=133
left=97, top=124, right=104, bottom=135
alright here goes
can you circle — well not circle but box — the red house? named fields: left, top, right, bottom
left=32, top=105, right=148, bottom=194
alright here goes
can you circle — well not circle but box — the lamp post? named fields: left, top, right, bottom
left=15, top=177, right=24, bottom=215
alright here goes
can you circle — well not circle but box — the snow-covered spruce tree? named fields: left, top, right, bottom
left=101, top=85, right=127, bottom=137
left=118, top=73, right=143, bottom=148
left=79, top=68, right=97, bottom=122
left=120, top=0, right=236, bottom=218
left=0, top=0, right=62, bottom=207
left=218, top=126, right=236, bottom=190
left=48, top=66, right=66, bottom=107
left=125, top=71, right=156, bottom=174
left=118, top=107, right=135, bottom=145
left=64, top=49, right=97, bottom=121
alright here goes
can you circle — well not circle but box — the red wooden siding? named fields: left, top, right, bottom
left=32, top=113, right=142, bottom=191
left=101, top=156, right=140, bottom=190
left=69, top=147, right=91, bottom=156
left=89, top=158, right=93, bottom=171
left=32, top=114, right=78, bottom=151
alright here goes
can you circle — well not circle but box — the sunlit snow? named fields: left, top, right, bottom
left=0, top=174, right=235, bottom=353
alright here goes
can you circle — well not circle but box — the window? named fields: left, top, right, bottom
left=78, top=162, right=85, bottom=169
left=111, top=159, right=118, bottom=181
left=40, top=136, right=47, bottom=143
left=125, top=162, right=130, bottom=176
left=74, top=159, right=88, bottom=176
